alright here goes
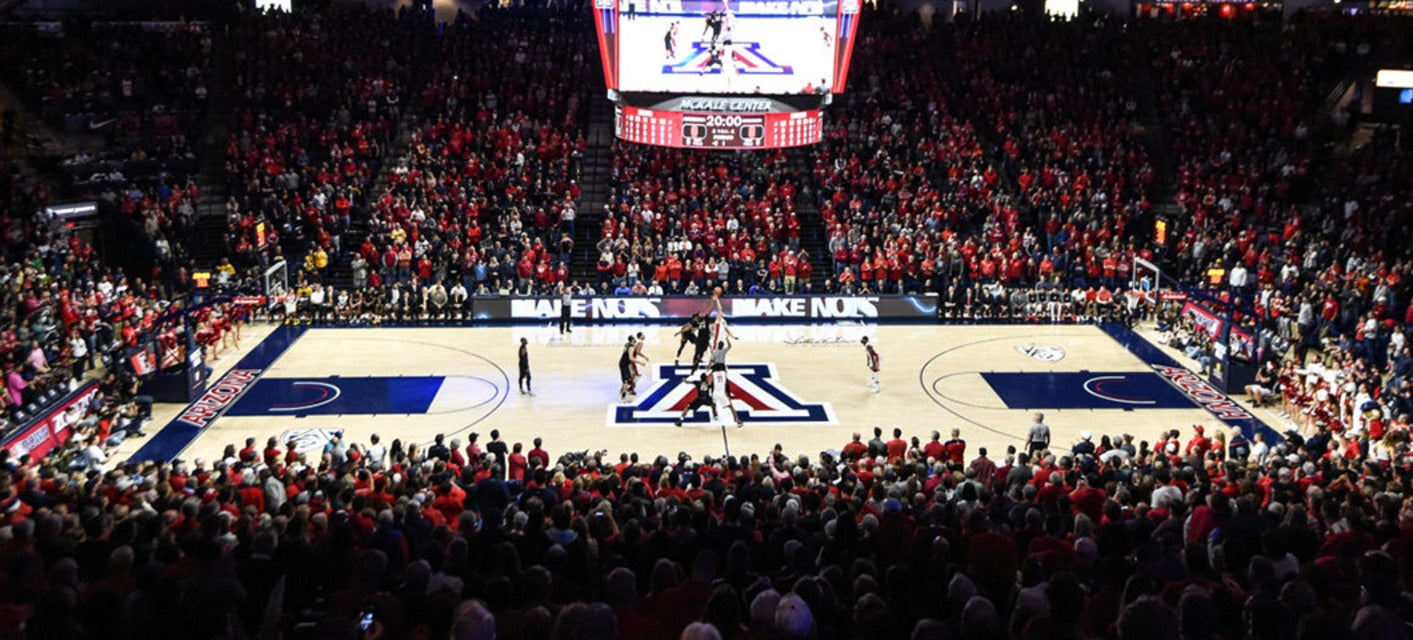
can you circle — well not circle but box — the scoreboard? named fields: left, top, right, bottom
left=615, top=104, right=822, bottom=149
left=593, top=0, right=856, bottom=150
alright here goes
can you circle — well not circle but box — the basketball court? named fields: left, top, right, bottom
left=118, top=321, right=1280, bottom=466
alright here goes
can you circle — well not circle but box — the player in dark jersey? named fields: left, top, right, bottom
left=675, top=373, right=717, bottom=427
left=702, top=10, right=719, bottom=41
left=664, top=21, right=678, bottom=59
left=619, top=337, right=637, bottom=399
left=674, top=313, right=701, bottom=366
left=700, top=47, right=724, bottom=75
left=688, top=315, right=712, bottom=374
left=517, top=337, right=533, bottom=395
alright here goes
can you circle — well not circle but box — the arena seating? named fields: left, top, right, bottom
left=0, top=21, right=210, bottom=271
left=0, top=8, right=1412, bottom=640
left=606, top=142, right=808, bottom=295
left=364, top=9, right=590, bottom=297
left=222, top=6, right=423, bottom=277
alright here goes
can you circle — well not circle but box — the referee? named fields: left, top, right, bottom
left=558, top=283, right=575, bottom=335
left=1024, top=412, right=1051, bottom=456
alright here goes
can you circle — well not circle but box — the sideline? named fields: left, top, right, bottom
left=127, top=325, right=307, bottom=463
left=1097, top=323, right=1283, bottom=443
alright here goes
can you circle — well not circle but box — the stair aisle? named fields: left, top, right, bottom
left=187, top=21, right=236, bottom=268
left=785, top=147, right=829, bottom=292
left=569, top=93, right=616, bottom=287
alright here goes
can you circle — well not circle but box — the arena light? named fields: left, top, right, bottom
left=1375, top=69, right=1413, bottom=89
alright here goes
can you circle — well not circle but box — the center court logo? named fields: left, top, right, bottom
left=1016, top=345, right=1066, bottom=362
left=664, top=42, right=795, bottom=76
left=609, top=362, right=835, bottom=426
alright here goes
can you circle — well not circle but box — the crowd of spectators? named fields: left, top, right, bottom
left=4, top=411, right=1413, bottom=640
left=0, top=21, right=210, bottom=159
left=806, top=14, right=1156, bottom=301
left=0, top=146, right=192, bottom=448
left=221, top=5, right=426, bottom=278
left=602, top=143, right=811, bottom=297
left=357, top=9, right=589, bottom=298
left=0, top=20, right=211, bottom=281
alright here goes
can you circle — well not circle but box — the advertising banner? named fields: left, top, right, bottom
left=1181, top=301, right=1223, bottom=336
left=1180, top=300, right=1257, bottom=359
left=473, top=295, right=937, bottom=322
left=0, top=381, right=100, bottom=460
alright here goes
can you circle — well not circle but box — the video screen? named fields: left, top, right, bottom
left=616, top=0, right=840, bottom=95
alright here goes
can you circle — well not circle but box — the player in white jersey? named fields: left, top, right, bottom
left=862, top=336, right=880, bottom=393
left=709, top=334, right=744, bottom=428
left=631, top=331, right=650, bottom=387
left=709, top=295, right=738, bottom=347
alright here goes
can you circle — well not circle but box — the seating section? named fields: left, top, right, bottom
left=364, top=10, right=590, bottom=295
left=0, top=10, right=1410, bottom=640
left=222, top=7, right=422, bottom=274
left=605, top=142, right=808, bottom=295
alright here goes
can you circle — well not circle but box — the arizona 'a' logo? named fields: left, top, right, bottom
left=664, top=42, right=795, bottom=76
left=609, top=363, right=835, bottom=426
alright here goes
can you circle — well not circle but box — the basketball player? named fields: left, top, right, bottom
left=702, top=10, right=722, bottom=43
left=708, top=294, right=738, bottom=345
left=675, top=373, right=717, bottom=427
left=709, top=335, right=744, bottom=428
left=517, top=337, right=533, bottom=395
left=619, top=337, right=637, bottom=399
left=700, top=47, right=725, bottom=75
left=631, top=331, right=650, bottom=390
left=674, top=313, right=702, bottom=366
left=664, top=21, right=678, bottom=59
left=862, top=336, right=880, bottom=393
left=688, top=315, right=713, bottom=375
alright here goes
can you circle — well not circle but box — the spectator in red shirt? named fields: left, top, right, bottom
left=944, top=428, right=967, bottom=466
left=263, top=437, right=282, bottom=467
left=922, top=431, right=946, bottom=462
left=508, top=442, right=528, bottom=482
left=1068, top=476, right=1106, bottom=523
left=238, top=437, right=258, bottom=464
left=885, top=428, right=908, bottom=463
left=843, top=432, right=870, bottom=461
left=528, top=437, right=550, bottom=469
left=1185, top=425, right=1212, bottom=459
left=969, top=448, right=997, bottom=489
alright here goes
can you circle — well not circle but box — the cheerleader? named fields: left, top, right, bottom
left=196, top=318, right=220, bottom=362
left=216, top=306, right=236, bottom=351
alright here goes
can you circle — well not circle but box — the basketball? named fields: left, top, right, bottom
left=713, top=286, right=723, bottom=297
